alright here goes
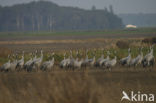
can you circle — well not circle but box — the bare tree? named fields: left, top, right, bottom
left=49, top=16, right=53, bottom=32
left=37, top=15, right=43, bottom=31
left=16, top=15, right=20, bottom=31
left=32, top=15, right=35, bottom=31
left=20, top=16, right=25, bottom=31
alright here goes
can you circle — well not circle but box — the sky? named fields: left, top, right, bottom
left=0, top=0, right=156, bottom=14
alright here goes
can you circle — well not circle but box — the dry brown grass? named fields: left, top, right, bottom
left=0, top=47, right=11, bottom=57
left=0, top=38, right=146, bottom=52
left=0, top=69, right=156, bottom=103
left=116, top=40, right=130, bottom=49
left=0, top=38, right=143, bottom=45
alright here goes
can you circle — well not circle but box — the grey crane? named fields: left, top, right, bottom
left=105, top=56, right=117, bottom=70
left=73, top=50, right=84, bottom=69
left=142, top=46, right=155, bottom=67
left=41, top=52, right=55, bottom=71
left=95, top=49, right=104, bottom=67
left=73, top=58, right=84, bottom=69
left=0, top=55, right=11, bottom=72
left=89, top=55, right=96, bottom=67
left=16, top=51, right=25, bottom=71
left=29, top=50, right=43, bottom=71
left=60, top=53, right=68, bottom=68
left=24, top=53, right=33, bottom=71
left=81, top=49, right=95, bottom=67
left=33, top=50, right=37, bottom=60
left=101, top=51, right=110, bottom=67
left=130, top=48, right=143, bottom=67
left=120, top=48, right=131, bottom=66
left=10, top=53, right=18, bottom=71
left=67, top=50, right=75, bottom=68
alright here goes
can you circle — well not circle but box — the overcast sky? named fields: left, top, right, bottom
left=0, top=0, right=156, bottom=14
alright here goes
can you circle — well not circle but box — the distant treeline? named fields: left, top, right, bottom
left=0, top=1, right=123, bottom=32
left=119, top=13, right=156, bottom=27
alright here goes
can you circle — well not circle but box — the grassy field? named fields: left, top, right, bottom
left=0, top=38, right=155, bottom=66
left=0, top=45, right=156, bottom=66
left=0, top=28, right=156, bottom=103
left=0, top=27, right=156, bottom=37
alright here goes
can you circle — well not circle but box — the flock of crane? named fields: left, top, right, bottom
left=0, top=45, right=155, bottom=72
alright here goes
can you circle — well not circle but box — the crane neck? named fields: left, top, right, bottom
left=101, top=54, right=104, bottom=58
left=51, top=57, right=54, bottom=62
left=86, top=55, right=88, bottom=59
left=128, top=51, right=131, bottom=56
left=22, top=55, right=24, bottom=60
left=114, top=56, right=117, bottom=60
left=107, top=55, right=109, bottom=59
left=40, top=51, right=43, bottom=58
left=150, top=49, right=153, bottom=55
left=8, top=60, right=10, bottom=63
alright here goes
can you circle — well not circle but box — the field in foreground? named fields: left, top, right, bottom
left=0, top=70, right=156, bottom=103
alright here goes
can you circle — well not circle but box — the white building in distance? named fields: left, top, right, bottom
left=126, top=24, right=137, bottom=29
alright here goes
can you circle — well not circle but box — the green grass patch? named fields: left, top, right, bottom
left=0, top=27, right=156, bottom=37
left=0, top=46, right=155, bottom=66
